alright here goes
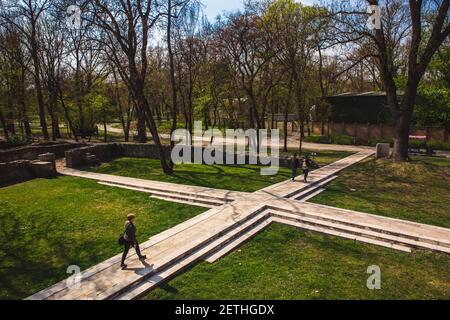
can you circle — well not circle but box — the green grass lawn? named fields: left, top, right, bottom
left=145, top=224, right=450, bottom=300
left=311, top=156, right=450, bottom=228
left=143, top=155, right=450, bottom=300
left=0, top=177, right=205, bottom=300
left=85, top=151, right=352, bottom=193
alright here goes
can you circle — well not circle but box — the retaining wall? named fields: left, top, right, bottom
left=0, top=160, right=56, bottom=187
left=65, top=142, right=292, bottom=169
left=0, top=142, right=86, bottom=163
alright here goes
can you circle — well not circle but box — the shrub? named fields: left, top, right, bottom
left=409, top=140, right=426, bottom=149
left=304, top=135, right=330, bottom=144
left=427, top=140, right=450, bottom=151
left=0, top=135, right=30, bottom=149
left=331, top=135, right=354, bottom=145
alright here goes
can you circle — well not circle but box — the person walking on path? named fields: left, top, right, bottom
left=291, top=154, right=300, bottom=182
left=302, top=155, right=311, bottom=183
left=120, top=214, right=147, bottom=269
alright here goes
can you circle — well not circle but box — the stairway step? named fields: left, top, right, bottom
left=115, top=212, right=269, bottom=300
left=115, top=242, right=207, bottom=300
left=99, top=182, right=226, bottom=207
left=150, top=195, right=218, bottom=208
left=271, top=211, right=450, bottom=254
left=98, top=181, right=232, bottom=203
left=298, top=188, right=326, bottom=203
left=105, top=207, right=268, bottom=300
left=289, top=176, right=338, bottom=200
left=271, top=205, right=450, bottom=249
left=148, top=190, right=225, bottom=206
left=271, top=217, right=412, bottom=253
left=206, top=219, right=272, bottom=263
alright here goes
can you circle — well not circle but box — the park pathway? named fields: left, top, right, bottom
left=59, top=166, right=248, bottom=208
left=28, top=150, right=450, bottom=300
left=105, top=124, right=373, bottom=153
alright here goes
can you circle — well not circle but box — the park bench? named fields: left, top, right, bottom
left=408, top=135, right=435, bottom=156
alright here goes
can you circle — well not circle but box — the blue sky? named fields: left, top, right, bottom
left=203, top=0, right=317, bottom=20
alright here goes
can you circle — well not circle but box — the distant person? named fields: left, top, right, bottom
left=291, top=154, right=300, bottom=182
left=302, top=156, right=312, bottom=183
left=120, top=214, right=147, bottom=269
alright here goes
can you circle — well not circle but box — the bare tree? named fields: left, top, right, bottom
left=1, top=0, right=51, bottom=140
left=331, top=0, right=450, bottom=160
left=87, top=0, right=172, bottom=173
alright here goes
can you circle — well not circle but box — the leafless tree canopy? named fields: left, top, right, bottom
left=0, top=0, right=448, bottom=166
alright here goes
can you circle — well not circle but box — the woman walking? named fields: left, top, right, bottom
left=121, top=214, right=147, bottom=269
left=302, top=156, right=311, bottom=183
left=291, top=154, right=300, bottom=182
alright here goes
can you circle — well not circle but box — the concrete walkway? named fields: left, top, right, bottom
left=105, top=124, right=373, bottom=153
left=28, top=150, right=450, bottom=300
left=59, top=166, right=248, bottom=207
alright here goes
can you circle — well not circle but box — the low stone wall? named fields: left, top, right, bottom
left=65, top=143, right=123, bottom=168
left=121, top=143, right=171, bottom=160
left=0, top=142, right=86, bottom=163
left=65, top=142, right=293, bottom=169
left=0, top=159, right=56, bottom=187
left=0, top=161, right=34, bottom=186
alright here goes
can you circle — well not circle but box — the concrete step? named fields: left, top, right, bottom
left=271, top=210, right=450, bottom=254
left=98, top=182, right=226, bottom=207
left=105, top=207, right=268, bottom=300
left=150, top=195, right=219, bottom=208
left=270, top=216, right=412, bottom=252
left=115, top=214, right=271, bottom=300
left=205, top=219, right=272, bottom=263
left=148, top=190, right=226, bottom=207
left=298, top=188, right=326, bottom=203
left=271, top=206, right=450, bottom=250
left=97, top=180, right=234, bottom=203
left=289, top=175, right=338, bottom=200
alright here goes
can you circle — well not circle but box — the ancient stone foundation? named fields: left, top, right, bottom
left=0, top=153, right=57, bottom=186
left=65, top=143, right=293, bottom=169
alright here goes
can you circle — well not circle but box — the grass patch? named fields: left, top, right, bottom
left=86, top=151, right=352, bottom=193
left=87, top=158, right=291, bottom=192
left=145, top=224, right=450, bottom=300
left=280, top=150, right=352, bottom=167
left=0, top=177, right=205, bottom=300
left=311, top=156, right=450, bottom=228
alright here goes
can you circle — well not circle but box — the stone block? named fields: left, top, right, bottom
left=0, top=160, right=34, bottom=186
left=31, top=161, right=56, bottom=178
left=376, top=143, right=390, bottom=159
left=38, top=153, right=56, bottom=173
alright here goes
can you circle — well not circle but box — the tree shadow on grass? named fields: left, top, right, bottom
left=0, top=211, right=121, bottom=299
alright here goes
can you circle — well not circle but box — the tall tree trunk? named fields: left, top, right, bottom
left=103, top=110, right=108, bottom=143
left=139, top=94, right=173, bottom=174
left=56, top=82, right=78, bottom=142
left=18, top=68, right=32, bottom=139
left=7, top=112, right=15, bottom=135
left=167, top=0, right=178, bottom=171
left=135, top=105, right=148, bottom=143
left=392, top=89, right=417, bottom=161
left=31, top=51, right=49, bottom=140
left=0, top=109, right=9, bottom=140
left=48, top=87, right=61, bottom=141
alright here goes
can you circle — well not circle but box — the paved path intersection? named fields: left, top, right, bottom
left=28, top=151, right=450, bottom=300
